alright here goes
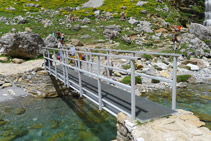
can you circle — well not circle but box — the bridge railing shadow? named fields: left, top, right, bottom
left=49, top=75, right=117, bottom=140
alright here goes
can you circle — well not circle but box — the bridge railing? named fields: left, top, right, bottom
left=43, top=47, right=181, bottom=120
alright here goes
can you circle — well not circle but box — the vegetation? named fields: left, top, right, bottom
left=121, top=75, right=142, bottom=85
left=177, top=74, right=192, bottom=82
left=142, top=54, right=152, bottom=60
left=151, top=79, right=160, bottom=83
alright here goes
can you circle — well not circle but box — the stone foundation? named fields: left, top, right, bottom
left=0, top=67, right=70, bottom=98
left=117, top=110, right=211, bottom=141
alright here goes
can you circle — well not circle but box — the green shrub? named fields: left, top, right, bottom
left=142, top=54, right=152, bottom=60
left=151, top=79, right=160, bottom=83
left=177, top=75, right=191, bottom=82
left=122, top=64, right=131, bottom=70
left=121, top=76, right=142, bottom=85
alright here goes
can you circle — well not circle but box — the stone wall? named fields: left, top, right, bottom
left=116, top=110, right=211, bottom=141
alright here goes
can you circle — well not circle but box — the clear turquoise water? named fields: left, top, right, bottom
left=142, top=84, right=211, bottom=130
left=0, top=95, right=117, bottom=140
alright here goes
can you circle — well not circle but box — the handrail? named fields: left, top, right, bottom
left=64, top=46, right=181, bottom=57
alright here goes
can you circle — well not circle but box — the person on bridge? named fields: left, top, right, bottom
left=56, top=30, right=61, bottom=40
left=74, top=48, right=83, bottom=68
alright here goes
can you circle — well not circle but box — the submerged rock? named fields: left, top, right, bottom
left=0, top=118, right=8, bottom=126
left=14, top=107, right=25, bottom=115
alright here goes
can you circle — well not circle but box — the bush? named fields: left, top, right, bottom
left=177, top=75, right=191, bottom=82
left=151, top=79, right=160, bottom=83
left=121, top=76, right=142, bottom=85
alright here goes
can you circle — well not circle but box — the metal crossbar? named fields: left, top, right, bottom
left=43, top=47, right=180, bottom=120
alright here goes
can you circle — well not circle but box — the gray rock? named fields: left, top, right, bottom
left=105, top=25, right=121, bottom=32
left=11, top=28, right=16, bottom=32
left=128, top=17, right=139, bottom=25
left=14, top=16, right=28, bottom=24
left=80, top=35, right=90, bottom=39
left=121, top=35, right=132, bottom=44
left=72, top=24, right=81, bottom=31
left=82, top=0, right=104, bottom=8
left=81, top=17, right=91, bottom=24
left=0, top=32, right=44, bottom=59
left=44, top=34, right=58, bottom=48
left=6, top=6, right=16, bottom=11
left=189, top=23, right=211, bottom=41
left=42, top=19, right=52, bottom=28
left=25, top=3, right=35, bottom=7
left=140, top=10, right=147, bottom=14
left=94, top=10, right=100, bottom=16
left=134, top=21, right=153, bottom=33
left=121, top=6, right=127, bottom=10
left=136, top=1, right=148, bottom=6
left=0, top=17, right=8, bottom=23
left=71, top=39, right=84, bottom=46
left=103, top=29, right=120, bottom=39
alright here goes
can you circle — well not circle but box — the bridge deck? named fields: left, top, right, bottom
left=48, top=65, right=176, bottom=122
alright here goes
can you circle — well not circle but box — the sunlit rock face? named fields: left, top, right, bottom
left=204, top=0, right=211, bottom=26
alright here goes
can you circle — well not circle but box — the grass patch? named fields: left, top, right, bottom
left=151, top=79, right=160, bottom=83
left=142, top=54, right=152, bottom=60
left=177, top=74, right=191, bottom=82
left=121, top=75, right=142, bottom=85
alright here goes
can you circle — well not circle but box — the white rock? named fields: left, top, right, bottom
left=154, top=63, right=168, bottom=70
left=136, top=137, right=145, bottom=141
left=8, top=89, right=16, bottom=96
left=125, top=120, right=137, bottom=132
left=186, top=64, right=200, bottom=71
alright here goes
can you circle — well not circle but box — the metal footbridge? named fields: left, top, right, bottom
left=43, top=47, right=180, bottom=122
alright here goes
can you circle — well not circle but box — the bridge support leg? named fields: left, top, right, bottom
left=131, top=59, right=136, bottom=120
left=97, top=56, right=102, bottom=110
left=172, top=56, right=177, bottom=110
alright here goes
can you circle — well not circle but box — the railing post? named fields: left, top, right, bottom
left=61, top=50, right=66, bottom=84
left=172, top=56, right=177, bottom=110
left=107, top=50, right=110, bottom=79
left=86, top=48, right=89, bottom=72
left=65, top=50, right=69, bottom=87
left=78, top=52, right=82, bottom=97
left=90, top=49, right=93, bottom=73
left=43, top=49, right=46, bottom=68
left=131, top=58, right=136, bottom=120
left=97, top=55, right=102, bottom=110
left=53, top=50, right=58, bottom=79
left=47, top=49, right=51, bottom=72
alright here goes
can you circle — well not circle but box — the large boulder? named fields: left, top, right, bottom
left=44, top=34, right=58, bottom=48
left=0, top=32, right=44, bottom=59
left=189, top=23, right=211, bottom=41
left=180, top=33, right=211, bottom=57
